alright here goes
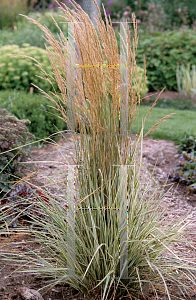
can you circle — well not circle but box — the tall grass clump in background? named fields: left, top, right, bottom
left=0, top=0, right=28, bottom=30
left=1, top=0, right=196, bottom=299
left=176, top=64, right=196, bottom=98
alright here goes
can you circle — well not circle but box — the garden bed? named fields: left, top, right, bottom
left=145, top=91, right=196, bottom=102
left=0, top=134, right=196, bottom=299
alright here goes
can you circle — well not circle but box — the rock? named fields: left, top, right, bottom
left=17, top=287, right=44, bottom=300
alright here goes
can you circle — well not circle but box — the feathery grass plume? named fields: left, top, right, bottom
left=1, top=131, right=196, bottom=299
left=1, top=0, right=196, bottom=299
left=19, top=0, right=144, bottom=200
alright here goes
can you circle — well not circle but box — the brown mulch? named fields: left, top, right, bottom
left=145, top=90, right=196, bottom=102
left=0, top=131, right=196, bottom=299
left=145, top=91, right=183, bottom=100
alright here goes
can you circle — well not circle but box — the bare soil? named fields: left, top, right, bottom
left=0, top=133, right=196, bottom=300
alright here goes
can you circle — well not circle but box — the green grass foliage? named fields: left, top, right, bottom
left=0, top=44, right=58, bottom=92
left=135, top=30, right=196, bottom=91
left=0, top=90, right=66, bottom=140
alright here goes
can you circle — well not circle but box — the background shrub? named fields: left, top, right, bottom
left=0, top=109, right=34, bottom=197
left=123, top=0, right=194, bottom=30
left=0, top=90, right=66, bottom=140
left=0, top=44, right=58, bottom=92
left=102, top=0, right=196, bottom=30
left=154, top=0, right=196, bottom=29
left=135, top=30, right=196, bottom=91
left=27, top=0, right=70, bottom=11
left=169, top=133, right=196, bottom=193
left=16, top=11, right=68, bottom=34
left=0, top=27, right=50, bottom=49
left=101, top=0, right=127, bottom=23
left=0, top=0, right=27, bottom=30
left=0, top=11, right=67, bottom=49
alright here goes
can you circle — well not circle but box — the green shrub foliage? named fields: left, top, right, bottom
left=135, top=30, right=196, bottom=91
left=0, top=90, right=66, bottom=140
left=151, top=0, right=196, bottom=29
left=175, top=133, right=196, bottom=155
left=169, top=152, right=196, bottom=193
left=17, top=11, right=68, bottom=34
left=0, top=44, right=58, bottom=92
left=0, top=11, right=68, bottom=49
left=0, top=109, right=34, bottom=197
left=102, top=0, right=196, bottom=30
left=169, top=133, right=196, bottom=192
left=27, top=0, right=69, bottom=11
left=0, top=27, right=51, bottom=49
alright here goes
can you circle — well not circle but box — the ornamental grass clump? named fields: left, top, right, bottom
left=176, top=64, right=196, bottom=98
left=1, top=0, right=196, bottom=299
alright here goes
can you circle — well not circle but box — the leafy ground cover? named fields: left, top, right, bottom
left=0, top=109, right=34, bottom=197
left=0, top=90, right=66, bottom=140
left=168, top=133, right=196, bottom=192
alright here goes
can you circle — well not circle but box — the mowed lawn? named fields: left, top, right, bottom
left=131, top=106, right=196, bottom=142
